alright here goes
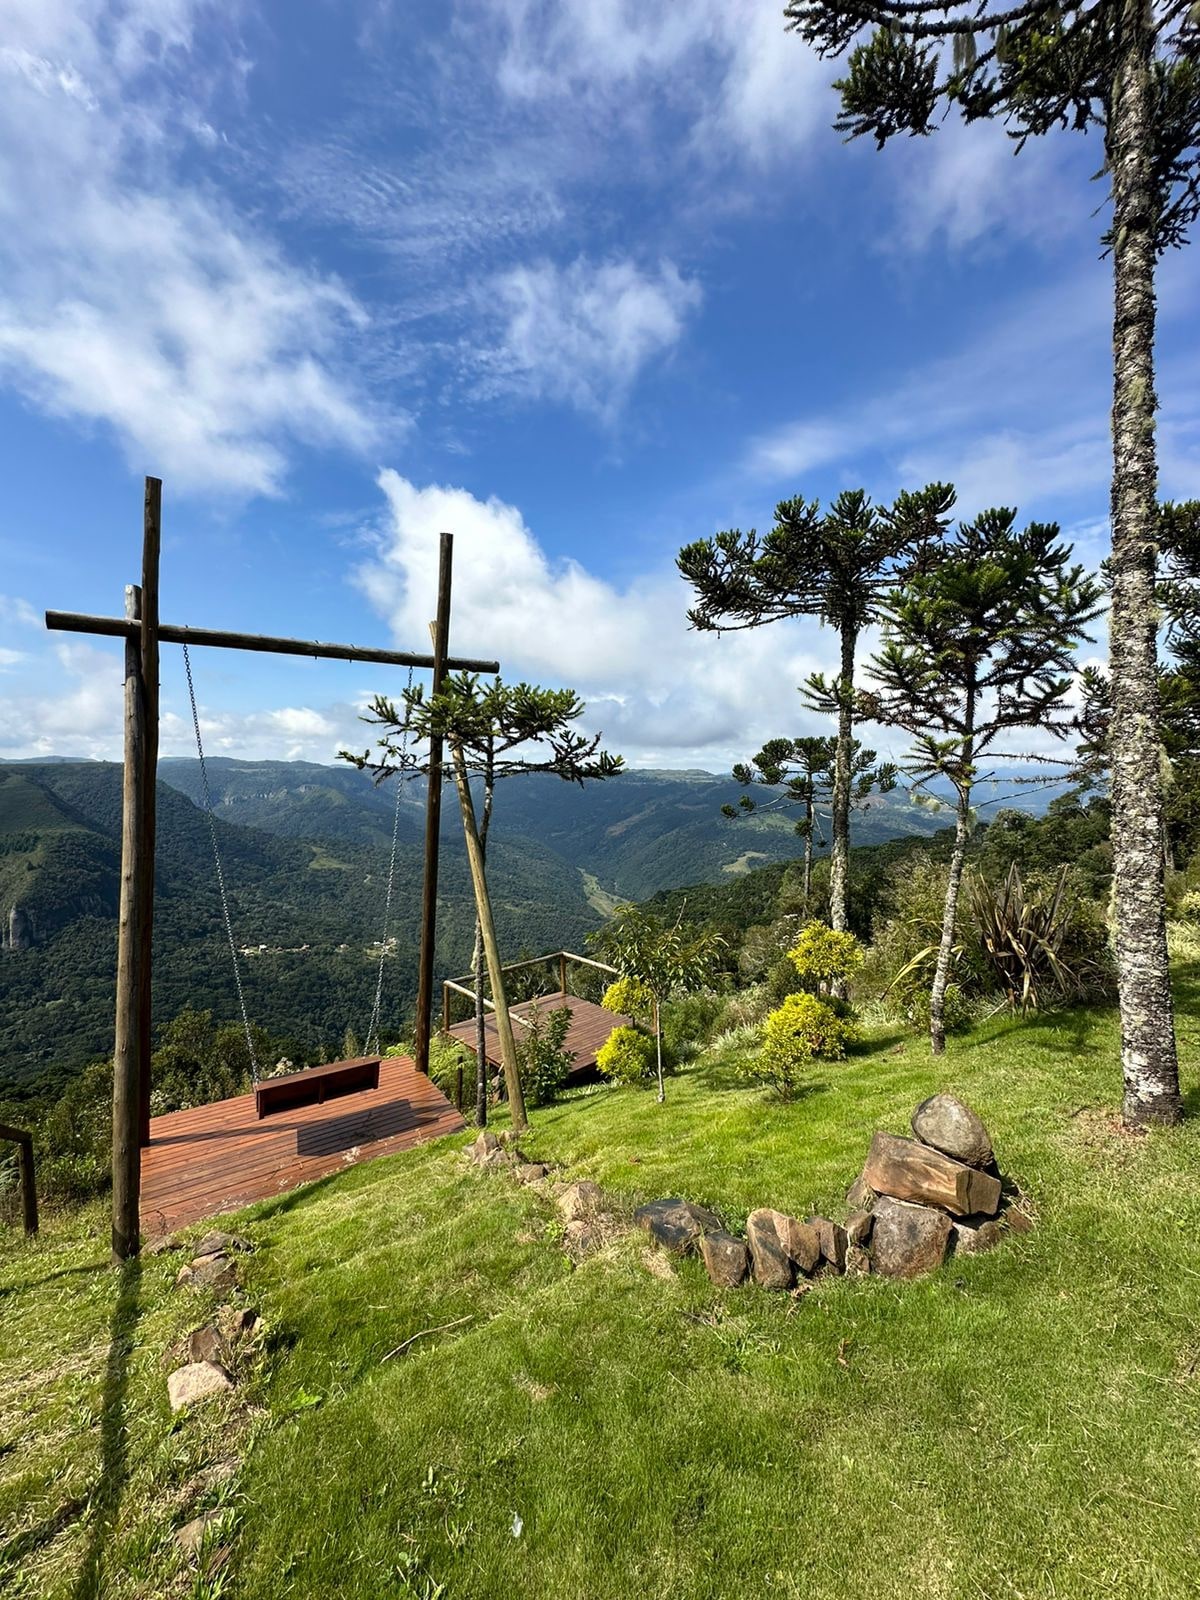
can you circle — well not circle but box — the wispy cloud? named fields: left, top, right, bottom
left=475, top=257, right=702, bottom=418
left=0, top=2, right=384, bottom=496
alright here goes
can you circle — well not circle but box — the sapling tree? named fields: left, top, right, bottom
left=725, top=734, right=896, bottom=905
left=589, top=906, right=723, bottom=1103
left=862, top=509, right=1102, bottom=1055
left=783, top=0, right=1199, bottom=1122
left=680, top=484, right=952, bottom=932
left=349, top=675, right=621, bottom=1132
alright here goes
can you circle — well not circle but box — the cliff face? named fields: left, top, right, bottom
left=4, top=904, right=35, bottom=951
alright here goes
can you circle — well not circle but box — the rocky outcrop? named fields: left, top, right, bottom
left=4, top=905, right=35, bottom=952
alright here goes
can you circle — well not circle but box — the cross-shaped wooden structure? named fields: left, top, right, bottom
left=46, top=477, right=499, bottom=1261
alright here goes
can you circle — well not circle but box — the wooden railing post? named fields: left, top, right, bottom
left=559, top=952, right=568, bottom=997
left=0, top=1125, right=37, bottom=1236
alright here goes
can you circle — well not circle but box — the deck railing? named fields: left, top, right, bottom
left=441, top=949, right=619, bottom=1032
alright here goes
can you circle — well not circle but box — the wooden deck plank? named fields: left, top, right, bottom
left=140, top=1056, right=464, bottom=1235
left=447, top=992, right=630, bottom=1074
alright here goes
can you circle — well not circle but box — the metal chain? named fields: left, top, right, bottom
left=364, top=665, right=415, bottom=1055
left=183, top=643, right=261, bottom=1082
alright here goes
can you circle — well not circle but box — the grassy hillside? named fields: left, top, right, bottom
left=4, top=978, right=1199, bottom=1598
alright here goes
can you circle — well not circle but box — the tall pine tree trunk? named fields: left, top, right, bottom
left=802, top=796, right=813, bottom=905
left=448, top=739, right=527, bottom=1132
left=829, top=625, right=857, bottom=933
left=1107, top=0, right=1182, bottom=1125
left=929, top=783, right=970, bottom=1057
left=473, top=772, right=495, bottom=1127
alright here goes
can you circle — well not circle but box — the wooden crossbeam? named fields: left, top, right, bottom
left=45, top=610, right=499, bottom=675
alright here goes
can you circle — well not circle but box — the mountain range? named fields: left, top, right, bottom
left=0, top=757, right=1057, bottom=1094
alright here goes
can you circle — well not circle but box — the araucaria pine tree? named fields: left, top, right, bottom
left=863, top=509, right=1102, bottom=1055
left=350, top=675, right=620, bottom=1132
left=724, top=735, right=895, bottom=906
left=783, top=0, right=1200, bottom=1123
left=680, top=484, right=953, bottom=932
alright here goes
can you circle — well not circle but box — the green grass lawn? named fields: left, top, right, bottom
left=4, top=974, right=1200, bottom=1598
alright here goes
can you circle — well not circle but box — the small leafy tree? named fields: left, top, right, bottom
left=590, top=906, right=723, bottom=1103
left=783, top=0, right=1200, bottom=1124
left=513, top=1003, right=576, bottom=1108
left=349, top=675, right=620, bottom=1133
left=680, top=484, right=952, bottom=931
left=862, top=510, right=1103, bottom=1055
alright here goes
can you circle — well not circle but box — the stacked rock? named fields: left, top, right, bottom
left=634, top=1198, right=848, bottom=1289
left=850, top=1093, right=1023, bottom=1279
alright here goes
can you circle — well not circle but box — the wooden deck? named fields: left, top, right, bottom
left=448, top=992, right=631, bottom=1076
left=140, top=1056, right=465, bottom=1236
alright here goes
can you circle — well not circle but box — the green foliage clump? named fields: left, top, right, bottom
left=596, top=1026, right=656, bottom=1086
left=514, top=1004, right=575, bottom=1107
left=427, top=1031, right=472, bottom=1101
left=787, top=921, right=863, bottom=990
left=748, top=992, right=860, bottom=1098
left=601, top=976, right=654, bottom=1025
left=660, top=990, right=727, bottom=1062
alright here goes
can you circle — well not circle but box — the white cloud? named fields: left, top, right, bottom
left=0, top=595, right=41, bottom=629
left=0, top=637, right=360, bottom=764
left=487, top=0, right=831, bottom=165
left=355, top=469, right=838, bottom=769
left=479, top=257, right=702, bottom=417
left=0, top=2, right=382, bottom=496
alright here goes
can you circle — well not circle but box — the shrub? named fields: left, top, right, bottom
left=748, top=992, right=860, bottom=1098
left=514, top=1004, right=575, bottom=1107
left=787, top=922, right=863, bottom=992
left=601, top=976, right=654, bottom=1025
left=428, top=1031, right=473, bottom=1101
left=660, top=990, right=726, bottom=1062
left=596, top=1026, right=656, bottom=1086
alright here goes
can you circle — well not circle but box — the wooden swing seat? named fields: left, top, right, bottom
left=254, top=1055, right=381, bottom=1119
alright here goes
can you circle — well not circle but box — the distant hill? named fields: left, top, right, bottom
left=0, top=757, right=1063, bottom=1095
left=154, top=757, right=975, bottom=899
left=0, top=764, right=599, bottom=1093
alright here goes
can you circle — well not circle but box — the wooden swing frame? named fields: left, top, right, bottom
left=46, top=477, right=500, bottom=1261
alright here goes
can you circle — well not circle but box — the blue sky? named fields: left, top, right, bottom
left=1, top=0, right=1197, bottom=773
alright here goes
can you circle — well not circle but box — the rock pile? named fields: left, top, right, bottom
left=632, top=1095, right=1030, bottom=1290
left=851, top=1093, right=1028, bottom=1278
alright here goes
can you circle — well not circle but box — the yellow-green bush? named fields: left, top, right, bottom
left=601, top=976, right=654, bottom=1024
left=747, top=992, right=860, bottom=1098
left=787, top=921, right=863, bottom=990
left=597, top=1025, right=656, bottom=1086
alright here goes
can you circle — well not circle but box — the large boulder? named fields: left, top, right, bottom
left=167, top=1360, right=235, bottom=1412
left=746, top=1210, right=820, bottom=1289
left=634, top=1198, right=722, bottom=1254
left=911, top=1094, right=993, bottom=1169
left=863, top=1131, right=1001, bottom=1218
left=869, top=1197, right=954, bottom=1279
left=700, top=1231, right=750, bottom=1288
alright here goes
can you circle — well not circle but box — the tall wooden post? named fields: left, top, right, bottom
left=413, top=532, right=453, bottom=1075
left=138, top=480, right=161, bottom=1147
left=111, top=477, right=161, bottom=1262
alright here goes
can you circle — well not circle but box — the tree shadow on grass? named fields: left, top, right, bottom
left=70, top=1256, right=141, bottom=1600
